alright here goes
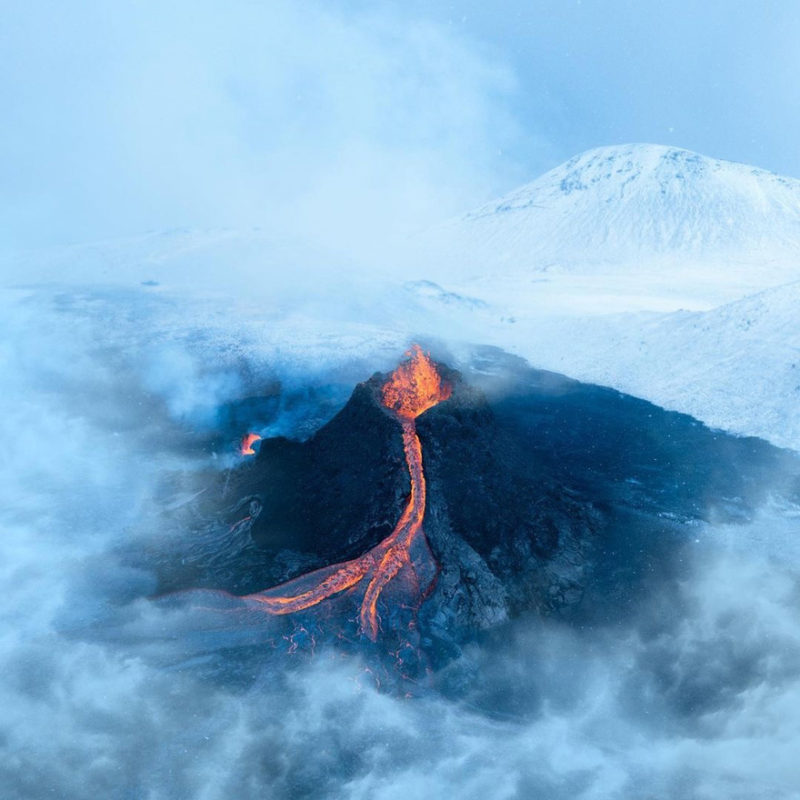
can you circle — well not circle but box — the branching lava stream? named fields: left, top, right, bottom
left=246, top=346, right=451, bottom=640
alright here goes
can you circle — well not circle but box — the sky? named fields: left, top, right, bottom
left=2, top=0, right=799, bottom=251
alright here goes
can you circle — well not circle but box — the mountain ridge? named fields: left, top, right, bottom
left=416, top=143, right=800, bottom=286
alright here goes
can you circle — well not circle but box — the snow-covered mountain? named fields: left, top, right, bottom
left=415, top=144, right=800, bottom=309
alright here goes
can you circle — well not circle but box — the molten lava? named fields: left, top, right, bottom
left=246, top=345, right=450, bottom=640
left=240, top=433, right=262, bottom=456
left=381, top=344, right=451, bottom=419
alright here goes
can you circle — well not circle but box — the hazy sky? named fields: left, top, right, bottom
left=2, top=0, right=799, bottom=250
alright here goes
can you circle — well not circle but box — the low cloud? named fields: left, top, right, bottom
left=1, top=288, right=799, bottom=800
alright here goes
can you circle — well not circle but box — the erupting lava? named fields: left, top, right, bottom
left=246, top=345, right=451, bottom=640
left=240, top=433, right=262, bottom=456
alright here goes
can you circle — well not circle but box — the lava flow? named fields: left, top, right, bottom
left=246, top=345, right=451, bottom=640
left=240, top=433, right=262, bottom=456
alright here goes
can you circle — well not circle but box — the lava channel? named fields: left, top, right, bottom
left=245, top=345, right=451, bottom=640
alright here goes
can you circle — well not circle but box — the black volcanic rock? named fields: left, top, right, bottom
left=416, top=359, right=800, bottom=636
left=227, top=379, right=409, bottom=567
left=169, top=353, right=800, bottom=649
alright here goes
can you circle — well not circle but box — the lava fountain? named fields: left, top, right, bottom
left=246, top=346, right=451, bottom=640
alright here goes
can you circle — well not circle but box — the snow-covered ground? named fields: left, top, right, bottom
left=3, top=143, right=799, bottom=451
left=467, top=283, right=800, bottom=452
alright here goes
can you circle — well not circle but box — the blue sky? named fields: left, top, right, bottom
left=2, top=0, right=799, bottom=250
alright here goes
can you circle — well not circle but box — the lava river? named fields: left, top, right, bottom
left=245, top=345, right=451, bottom=640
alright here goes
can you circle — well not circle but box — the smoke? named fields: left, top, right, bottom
left=1, top=285, right=799, bottom=800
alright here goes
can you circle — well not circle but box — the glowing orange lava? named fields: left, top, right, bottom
left=246, top=346, right=450, bottom=640
left=240, top=433, right=262, bottom=456
left=381, top=343, right=452, bottom=419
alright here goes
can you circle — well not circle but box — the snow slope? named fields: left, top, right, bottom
left=483, top=280, right=800, bottom=451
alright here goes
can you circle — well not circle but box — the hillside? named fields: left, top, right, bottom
left=495, top=280, right=800, bottom=451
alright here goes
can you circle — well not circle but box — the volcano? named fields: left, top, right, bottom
left=165, top=347, right=800, bottom=663
left=243, top=345, right=450, bottom=640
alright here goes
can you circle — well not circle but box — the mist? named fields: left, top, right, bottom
left=1, top=1, right=522, bottom=256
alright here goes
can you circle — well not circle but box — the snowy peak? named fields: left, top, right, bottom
left=418, top=144, right=800, bottom=284
left=474, top=144, right=800, bottom=220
